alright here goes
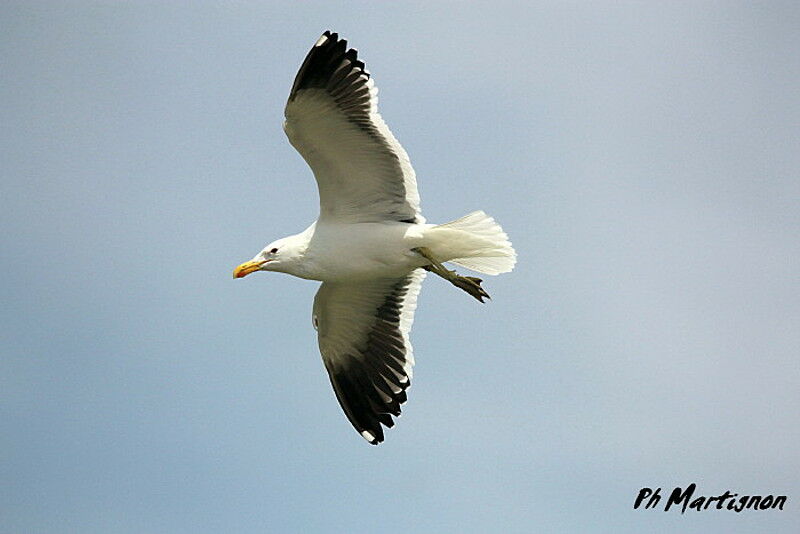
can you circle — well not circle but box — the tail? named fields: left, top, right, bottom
left=433, top=210, right=516, bottom=275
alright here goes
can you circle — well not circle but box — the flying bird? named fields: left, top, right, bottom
left=233, top=31, right=516, bottom=444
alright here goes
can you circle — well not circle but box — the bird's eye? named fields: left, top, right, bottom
left=270, top=248, right=278, bottom=254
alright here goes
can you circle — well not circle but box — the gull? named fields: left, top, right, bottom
left=233, top=31, right=516, bottom=445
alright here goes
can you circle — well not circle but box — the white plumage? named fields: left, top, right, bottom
left=233, top=31, right=516, bottom=444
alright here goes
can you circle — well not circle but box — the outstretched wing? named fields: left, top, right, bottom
left=284, top=31, right=424, bottom=224
left=312, top=270, right=426, bottom=444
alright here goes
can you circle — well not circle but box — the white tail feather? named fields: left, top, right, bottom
left=433, top=210, right=516, bottom=275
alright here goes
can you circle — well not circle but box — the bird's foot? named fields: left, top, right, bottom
left=413, top=247, right=491, bottom=303
left=449, top=274, right=490, bottom=303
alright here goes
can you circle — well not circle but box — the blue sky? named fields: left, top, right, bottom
left=1, top=2, right=798, bottom=533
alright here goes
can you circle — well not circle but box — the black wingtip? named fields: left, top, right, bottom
left=360, top=428, right=382, bottom=445
left=315, top=30, right=335, bottom=47
left=289, top=31, right=373, bottom=103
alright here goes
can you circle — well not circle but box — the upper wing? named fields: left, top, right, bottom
left=284, top=31, right=424, bottom=224
left=312, top=270, right=426, bottom=444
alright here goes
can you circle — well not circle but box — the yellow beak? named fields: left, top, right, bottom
left=233, top=260, right=266, bottom=279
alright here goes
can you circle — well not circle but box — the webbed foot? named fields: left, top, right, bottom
left=413, top=247, right=491, bottom=303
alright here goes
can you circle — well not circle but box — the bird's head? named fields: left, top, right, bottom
left=233, top=236, right=303, bottom=278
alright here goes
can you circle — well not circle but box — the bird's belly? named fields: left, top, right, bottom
left=306, top=222, right=426, bottom=281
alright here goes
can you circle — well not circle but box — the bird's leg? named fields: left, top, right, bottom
left=412, top=247, right=490, bottom=303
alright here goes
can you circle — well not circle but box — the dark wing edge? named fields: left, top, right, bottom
left=289, top=31, right=368, bottom=105
left=313, top=270, right=426, bottom=445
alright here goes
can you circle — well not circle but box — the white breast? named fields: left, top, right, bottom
left=304, top=221, right=427, bottom=281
